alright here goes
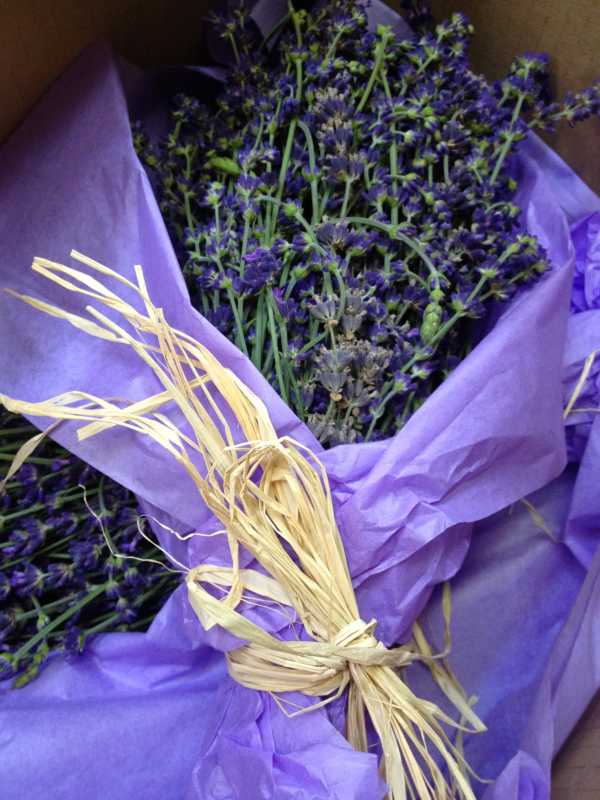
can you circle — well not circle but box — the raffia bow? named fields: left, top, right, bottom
left=1, top=253, right=486, bottom=800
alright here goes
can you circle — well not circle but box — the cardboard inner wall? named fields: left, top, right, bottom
left=0, top=0, right=211, bottom=148
left=427, top=0, right=600, bottom=196
left=2, top=1, right=600, bottom=193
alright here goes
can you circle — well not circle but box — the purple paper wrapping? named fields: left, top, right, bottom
left=406, top=138, right=600, bottom=797
left=562, top=211, right=600, bottom=571
left=1, top=11, right=600, bottom=800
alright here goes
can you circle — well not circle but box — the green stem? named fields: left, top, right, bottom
left=183, top=193, right=197, bottom=235
left=381, top=72, right=399, bottom=228
left=266, top=300, right=289, bottom=405
left=258, top=195, right=328, bottom=258
left=322, top=271, right=334, bottom=296
left=364, top=383, right=400, bottom=442
left=273, top=304, right=305, bottom=421
left=263, top=202, right=273, bottom=247
left=298, top=330, right=328, bottom=355
left=0, top=426, right=39, bottom=437
left=379, top=407, right=395, bottom=435
left=262, top=342, right=275, bottom=377
left=345, top=217, right=440, bottom=290
left=0, top=454, right=56, bottom=465
left=356, top=33, right=389, bottom=114
left=227, top=33, right=240, bottom=65
left=417, top=54, right=437, bottom=76
left=273, top=115, right=298, bottom=211
left=31, top=595, right=45, bottom=617
left=58, top=486, right=100, bottom=503
left=282, top=359, right=305, bottom=421
left=490, top=93, right=526, bottom=185
left=1, top=528, right=102, bottom=570
left=400, top=274, right=488, bottom=375
left=394, top=305, right=409, bottom=326
left=332, top=269, right=346, bottom=319
left=340, top=179, right=353, bottom=219
left=122, top=613, right=162, bottom=632
left=297, top=120, right=319, bottom=224
left=364, top=163, right=371, bottom=189
left=82, top=613, right=122, bottom=637
left=240, top=221, right=250, bottom=268
left=278, top=252, right=293, bottom=290
left=96, top=478, right=120, bottom=556
left=320, top=30, right=343, bottom=72
left=15, top=594, right=79, bottom=621
left=443, top=155, right=451, bottom=184
left=189, top=255, right=217, bottom=264
left=343, top=402, right=355, bottom=427
left=133, top=572, right=180, bottom=608
left=2, top=464, right=73, bottom=491
left=252, top=293, right=266, bottom=371
left=227, top=288, right=249, bottom=357
left=237, top=221, right=251, bottom=330
left=2, top=504, right=50, bottom=522
left=45, top=610, right=115, bottom=639
left=214, top=205, right=221, bottom=243
left=329, top=326, right=338, bottom=359
left=272, top=58, right=304, bottom=237
left=318, top=185, right=332, bottom=219
left=283, top=275, right=297, bottom=301
left=323, top=398, right=336, bottom=425
left=253, top=113, right=265, bottom=150
left=290, top=1, right=301, bottom=46
left=13, top=583, right=108, bottom=662
left=399, top=392, right=416, bottom=425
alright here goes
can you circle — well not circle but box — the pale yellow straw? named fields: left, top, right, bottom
left=0, top=253, right=486, bottom=799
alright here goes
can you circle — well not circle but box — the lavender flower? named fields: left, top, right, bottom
left=129, top=0, right=600, bottom=449
left=10, top=564, right=46, bottom=597
left=243, top=248, right=280, bottom=292
left=0, top=405, right=181, bottom=688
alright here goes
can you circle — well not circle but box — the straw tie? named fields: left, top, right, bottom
left=226, top=617, right=415, bottom=696
left=2, top=253, right=486, bottom=800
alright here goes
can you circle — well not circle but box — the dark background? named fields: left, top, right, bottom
left=1, top=0, right=600, bottom=191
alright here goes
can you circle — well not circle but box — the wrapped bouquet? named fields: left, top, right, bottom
left=2, top=1, right=600, bottom=798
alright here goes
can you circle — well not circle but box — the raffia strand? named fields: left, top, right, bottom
left=1, top=253, right=486, bottom=800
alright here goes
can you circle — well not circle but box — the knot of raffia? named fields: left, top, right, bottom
left=1, top=254, right=485, bottom=800
left=187, top=586, right=417, bottom=699
left=226, top=617, right=415, bottom=698
left=184, top=430, right=485, bottom=799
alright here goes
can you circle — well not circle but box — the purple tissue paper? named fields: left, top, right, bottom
left=1, top=4, right=600, bottom=798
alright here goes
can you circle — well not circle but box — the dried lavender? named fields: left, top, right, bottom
left=132, top=0, right=600, bottom=448
left=0, top=406, right=181, bottom=687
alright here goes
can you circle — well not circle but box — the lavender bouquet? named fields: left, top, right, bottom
left=0, top=407, right=180, bottom=687
left=132, top=0, right=598, bottom=447
left=1, top=1, right=600, bottom=798
left=3, top=0, right=600, bottom=690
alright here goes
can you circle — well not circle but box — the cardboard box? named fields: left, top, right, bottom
left=2, top=1, right=599, bottom=194
left=428, top=0, right=600, bottom=195
left=0, top=0, right=210, bottom=147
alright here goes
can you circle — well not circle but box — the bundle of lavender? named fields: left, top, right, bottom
left=2, top=0, right=599, bottom=705
left=133, top=0, right=600, bottom=446
left=0, top=407, right=180, bottom=686
left=0, top=253, right=486, bottom=800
